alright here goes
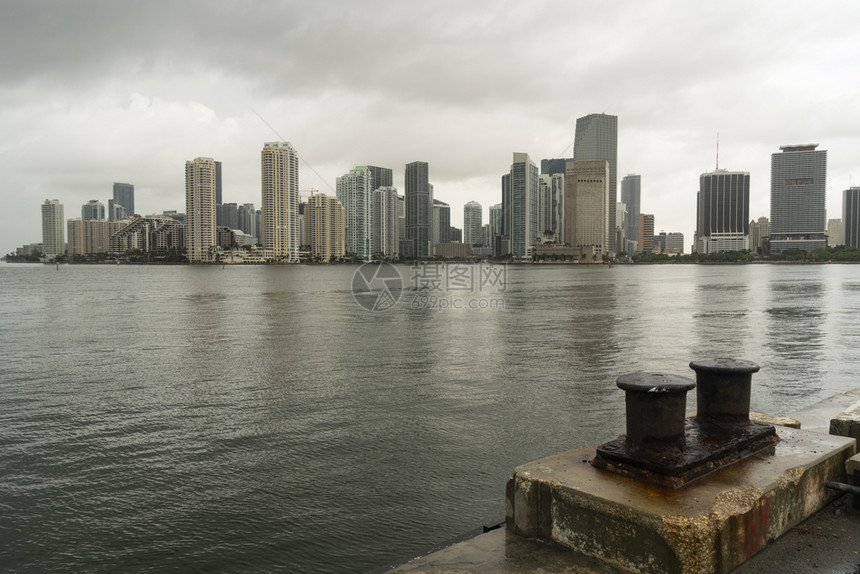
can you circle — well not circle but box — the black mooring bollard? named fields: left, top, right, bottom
left=616, top=372, right=696, bottom=448
left=689, top=358, right=760, bottom=421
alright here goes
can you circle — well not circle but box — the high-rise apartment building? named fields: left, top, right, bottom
left=574, top=113, right=618, bottom=253
left=463, top=201, right=483, bottom=245
left=215, top=161, right=222, bottom=226
left=565, top=160, right=610, bottom=257
left=307, top=194, right=345, bottom=261
left=696, top=170, right=750, bottom=253
left=541, top=158, right=571, bottom=176
left=770, top=144, right=827, bottom=253
left=749, top=217, right=770, bottom=254
left=616, top=203, right=628, bottom=252
left=185, top=157, right=217, bottom=261
left=844, top=187, right=860, bottom=248
left=538, top=174, right=564, bottom=243
left=503, top=153, right=539, bottom=258
left=238, top=203, right=256, bottom=239
left=489, top=203, right=502, bottom=255
left=108, top=199, right=126, bottom=222
left=67, top=219, right=126, bottom=255
left=396, top=194, right=406, bottom=241
left=82, top=200, right=105, bottom=221
left=112, top=182, right=134, bottom=217
left=489, top=203, right=502, bottom=238
left=221, top=203, right=239, bottom=230
left=41, top=199, right=64, bottom=258
left=621, top=175, right=641, bottom=252
left=405, top=161, right=431, bottom=258
left=109, top=216, right=184, bottom=254
left=432, top=199, right=450, bottom=246
left=827, top=218, right=844, bottom=247
left=261, top=142, right=300, bottom=262
left=372, top=186, right=399, bottom=258
left=638, top=213, right=654, bottom=253
left=337, top=166, right=373, bottom=260
left=366, top=166, right=393, bottom=190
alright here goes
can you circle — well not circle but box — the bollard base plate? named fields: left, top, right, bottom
left=592, top=416, right=779, bottom=488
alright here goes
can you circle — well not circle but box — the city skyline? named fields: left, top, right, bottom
left=2, top=2, right=860, bottom=255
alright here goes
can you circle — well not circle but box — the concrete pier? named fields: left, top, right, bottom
left=506, top=427, right=853, bottom=573
left=381, top=387, right=860, bottom=574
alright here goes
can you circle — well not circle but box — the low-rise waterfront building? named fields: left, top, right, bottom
left=434, top=241, right=471, bottom=259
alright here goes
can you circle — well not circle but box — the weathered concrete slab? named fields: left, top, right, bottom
left=688, top=411, right=801, bottom=429
left=829, top=399, right=860, bottom=442
left=789, top=388, right=860, bottom=433
left=389, top=526, right=626, bottom=573
left=749, top=410, right=801, bottom=429
left=506, top=427, right=856, bottom=574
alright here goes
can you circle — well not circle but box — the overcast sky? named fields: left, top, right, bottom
left=2, top=0, right=859, bottom=255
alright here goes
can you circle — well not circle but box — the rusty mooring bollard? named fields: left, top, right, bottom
left=689, top=358, right=760, bottom=421
left=616, top=372, right=696, bottom=448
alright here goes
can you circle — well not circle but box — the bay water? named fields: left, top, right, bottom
left=1, top=262, right=859, bottom=572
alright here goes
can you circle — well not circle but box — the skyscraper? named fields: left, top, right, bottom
left=215, top=160, right=223, bottom=226
left=108, top=199, right=126, bottom=222
left=538, top=174, right=564, bottom=243
left=112, top=182, right=134, bottom=217
left=366, top=166, right=393, bottom=190
left=638, top=213, right=655, bottom=253
left=261, top=142, right=300, bottom=262
left=749, top=217, right=770, bottom=254
left=574, top=113, right=618, bottom=253
left=221, top=203, right=239, bottom=230
left=616, top=202, right=627, bottom=252
left=185, top=157, right=217, bottom=261
left=372, top=186, right=399, bottom=258
left=337, top=166, right=373, bottom=260
left=405, top=161, right=431, bottom=258
left=827, top=219, right=844, bottom=247
left=541, top=158, right=571, bottom=176
left=41, top=199, right=64, bottom=258
left=565, top=160, right=609, bottom=257
left=307, top=194, right=345, bottom=261
left=489, top=203, right=502, bottom=238
left=463, top=201, right=483, bottom=245
left=696, top=170, right=750, bottom=253
left=67, top=218, right=122, bottom=255
left=432, top=199, right=450, bottom=246
left=505, top=153, right=539, bottom=258
left=82, top=200, right=105, bottom=221
left=489, top=203, right=502, bottom=255
left=844, top=187, right=860, bottom=248
left=770, top=144, right=827, bottom=253
left=238, top=203, right=256, bottom=238
left=621, top=175, right=641, bottom=252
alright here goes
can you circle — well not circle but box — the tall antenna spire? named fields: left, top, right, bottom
left=716, top=132, right=719, bottom=171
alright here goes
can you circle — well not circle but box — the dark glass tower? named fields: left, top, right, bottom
left=405, top=161, right=430, bottom=258
left=112, top=182, right=135, bottom=217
